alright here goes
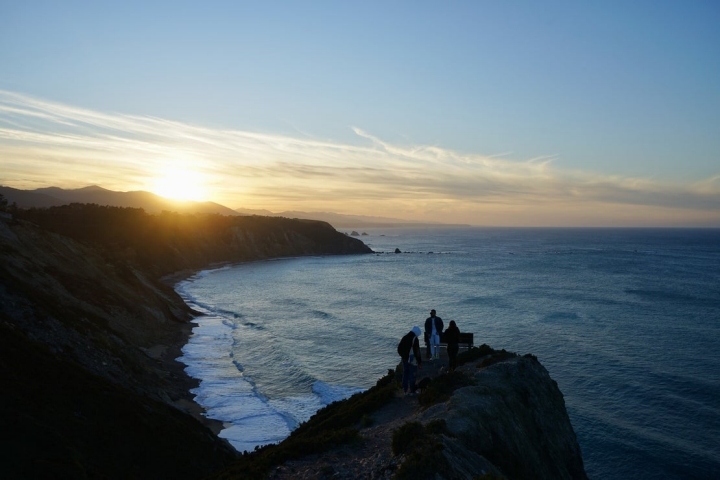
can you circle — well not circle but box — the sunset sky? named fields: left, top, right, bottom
left=1, top=1, right=719, bottom=227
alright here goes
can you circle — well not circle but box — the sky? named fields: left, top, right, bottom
left=1, top=1, right=719, bottom=227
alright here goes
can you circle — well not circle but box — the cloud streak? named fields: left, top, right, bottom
left=1, top=90, right=719, bottom=226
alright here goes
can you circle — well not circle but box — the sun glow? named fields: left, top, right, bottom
left=151, top=168, right=208, bottom=202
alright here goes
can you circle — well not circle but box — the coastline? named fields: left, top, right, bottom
left=156, top=253, right=377, bottom=444
left=160, top=321, right=226, bottom=436
left=159, top=267, right=229, bottom=437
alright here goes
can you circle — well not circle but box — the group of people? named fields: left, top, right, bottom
left=397, top=309, right=461, bottom=396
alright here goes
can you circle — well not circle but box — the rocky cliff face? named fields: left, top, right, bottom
left=420, top=354, right=587, bottom=479
left=14, top=204, right=373, bottom=278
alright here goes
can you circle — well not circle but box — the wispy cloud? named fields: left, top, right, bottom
left=1, top=90, right=719, bottom=226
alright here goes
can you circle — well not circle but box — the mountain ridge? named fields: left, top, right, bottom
left=0, top=185, right=470, bottom=228
left=1, top=184, right=239, bottom=216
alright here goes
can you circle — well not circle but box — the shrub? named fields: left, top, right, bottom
left=425, top=419, right=451, bottom=436
left=456, top=343, right=496, bottom=367
left=360, top=414, right=374, bottom=428
left=293, top=370, right=396, bottom=437
left=392, top=421, right=425, bottom=456
left=392, top=421, right=451, bottom=480
left=477, top=349, right=518, bottom=369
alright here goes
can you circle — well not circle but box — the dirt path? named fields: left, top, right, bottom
left=268, top=354, right=455, bottom=479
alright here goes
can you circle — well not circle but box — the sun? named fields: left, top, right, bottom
left=151, top=169, right=207, bottom=202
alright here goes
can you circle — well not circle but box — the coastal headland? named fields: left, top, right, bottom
left=0, top=204, right=586, bottom=479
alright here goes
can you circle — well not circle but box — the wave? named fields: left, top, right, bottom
left=178, top=306, right=366, bottom=453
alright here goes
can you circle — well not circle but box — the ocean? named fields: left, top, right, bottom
left=176, top=227, right=720, bottom=479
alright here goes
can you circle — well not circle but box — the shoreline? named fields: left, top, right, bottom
left=156, top=253, right=375, bottom=445
left=161, top=320, right=227, bottom=436
left=159, top=267, right=229, bottom=437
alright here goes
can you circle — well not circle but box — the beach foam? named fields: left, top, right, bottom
left=177, top=283, right=366, bottom=453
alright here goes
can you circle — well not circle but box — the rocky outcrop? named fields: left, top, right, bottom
left=420, top=354, right=587, bottom=479
left=213, top=349, right=587, bottom=480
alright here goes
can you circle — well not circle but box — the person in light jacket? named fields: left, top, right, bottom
left=424, top=309, right=444, bottom=360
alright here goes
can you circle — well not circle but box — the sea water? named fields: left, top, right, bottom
left=176, top=228, right=720, bottom=479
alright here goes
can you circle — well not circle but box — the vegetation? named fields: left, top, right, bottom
left=454, top=343, right=521, bottom=370
left=477, top=349, right=519, bottom=369
left=392, top=420, right=452, bottom=480
left=456, top=343, right=496, bottom=366
left=417, top=370, right=476, bottom=407
left=0, top=193, right=16, bottom=217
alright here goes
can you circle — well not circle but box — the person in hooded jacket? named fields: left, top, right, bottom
left=397, top=326, right=423, bottom=395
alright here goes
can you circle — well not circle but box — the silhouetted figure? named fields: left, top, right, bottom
left=424, top=309, right=444, bottom=360
left=397, top=326, right=423, bottom=395
left=444, top=320, right=461, bottom=372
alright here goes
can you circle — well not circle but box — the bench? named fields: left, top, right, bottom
left=438, top=332, right=474, bottom=350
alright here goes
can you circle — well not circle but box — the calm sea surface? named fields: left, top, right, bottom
left=177, top=227, right=720, bottom=479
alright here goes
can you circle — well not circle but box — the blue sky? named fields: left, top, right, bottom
left=1, top=1, right=719, bottom=226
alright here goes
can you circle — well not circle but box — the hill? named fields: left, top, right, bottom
left=0, top=184, right=239, bottom=216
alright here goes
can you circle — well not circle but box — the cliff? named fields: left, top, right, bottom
left=0, top=206, right=370, bottom=478
left=14, top=204, right=372, bottom=278
left=211, top=347, right=587, bottom=480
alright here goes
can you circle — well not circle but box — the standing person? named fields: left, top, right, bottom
left=397, top=326, right=423, bottom=395
left=444, top=320, right=461, bottom=372
left=424, top=309, right=444, bottom=360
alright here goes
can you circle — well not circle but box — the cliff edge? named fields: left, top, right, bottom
left=212, top=348, right=587, bottom=480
